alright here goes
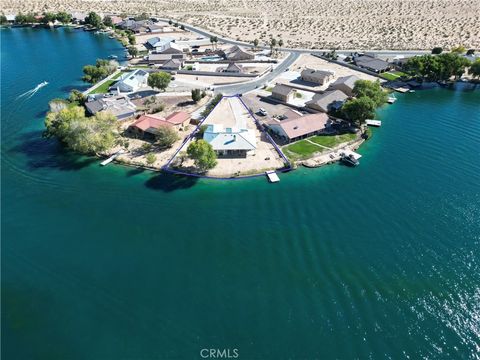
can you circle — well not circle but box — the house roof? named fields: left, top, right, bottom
left=130, top=114, right=171, bottom=132
left=331, top=75, right=359, bottom=90
left=203, top=124, right=256, bottom=151
left=224, top=45, right=254, bottom=60
left=146, top=36, right=175, bottom=48
left=160, top=59, right=182, bottom=69
left=306, top=90, right=348, bottom=112
left=301, top=68, right=335, bottom=81
left=354, top=55, right=390, bottom=71
left=270, top=113, right=329, bottom=139
left=115, top=69, right=148, bottom=90
left=85, top=96, right=137, bottom=119
left=225, top=62, right=243, bottom=72
left=272, top=84, right=295, bottom=97
left=165, top=111, right=190, bottom=125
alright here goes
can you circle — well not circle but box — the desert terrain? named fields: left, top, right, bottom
left=3, top=0, right=479, bottom=50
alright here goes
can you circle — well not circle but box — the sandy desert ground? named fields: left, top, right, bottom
left=3, top=0, right=479, bottom=50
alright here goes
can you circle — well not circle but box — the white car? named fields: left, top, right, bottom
left=258, top=108, right=267, bottom=116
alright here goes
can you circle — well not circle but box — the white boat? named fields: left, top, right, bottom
left=340, top=150, right=362, bottom=167
left=365, top=119, right=381, bottom=127
left=108, top=55, right=118, bottom=59
left=387, top=94, right=397, bottom=104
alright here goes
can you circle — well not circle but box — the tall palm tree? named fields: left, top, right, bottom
left=270, top=38, right=277, bottom=56
left=278, top=39, right=284, bottom=55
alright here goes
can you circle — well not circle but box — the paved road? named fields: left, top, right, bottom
left=215, top=52, right=300, bottom=95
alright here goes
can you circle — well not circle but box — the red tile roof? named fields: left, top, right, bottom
left=130, top=115, right=171, bottom=131
left=165, top=111, right=190, bottom=125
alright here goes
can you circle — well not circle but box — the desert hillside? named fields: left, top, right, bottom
left=3, top=0, right=479, bottom=50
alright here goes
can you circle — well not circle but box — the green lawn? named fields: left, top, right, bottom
left=309, top=133, right=357, bottom=148
left=381, top=71, right=408, bottom=81
left=283, top=133, right=358, bottom=160
left=88, top=72, right=124, bottom=94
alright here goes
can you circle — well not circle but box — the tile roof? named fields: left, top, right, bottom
left=271, top=113, right=329, bottom=139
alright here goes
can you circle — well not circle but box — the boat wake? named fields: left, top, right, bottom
left=16, top=81, right=49, bottom=99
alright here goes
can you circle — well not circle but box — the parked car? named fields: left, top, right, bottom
left=258, top=108, right=267, bottom=116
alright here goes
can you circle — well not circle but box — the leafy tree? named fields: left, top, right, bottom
left=470, top=59, right=480, bottom=79
left=278, top=39, right=284, bottom=48
left=45, top=106, right=118, bottom=155
left=210, top=36, right=218, bottom=50
left=180, top=25, right=185, bottom=30
left=156, top=126, right=179, bottom=148
left=253, top=38, right=259, bottom=50
left=103, top=15, right=113, bottom=27
left=148, top=72, right=171, bottom=91
left=145, top=153, right=156, bottom=166
left=56, top=12, right=72, bottom=24
left=466, top=49, right=475, bottom=56
left=68, top=90, right=86, bottom=105
left=342, top=97, right=376, bottom=125
left=85, top=12, right=102, bottom=28
left=24, top=13, right=36, bottom=24
left=201, top=93, right=223, bottom=117
left=82, top=59, right=117, bottom=84
left=135, top=13, right=149, bottom=21
left=128, top=34, right=136, bottom=45
left=187, top=139, right=217, bottom=170
left=352, top=80, right=388, bottom=106
left=432, top=47, right=443, bottom=55
left=15, top=13, right=27, bottom=24
left=127, top=46, right=138, bottom=58
left=0, top=15, right=7, bottom=25
left=168, top=19, right=173, bottom=25
left=191, top=89, right=202, bottom=103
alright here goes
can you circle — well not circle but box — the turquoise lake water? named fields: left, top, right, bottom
left=1, top=28, right=480, bottom=359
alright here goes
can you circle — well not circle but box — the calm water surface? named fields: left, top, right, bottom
left=1, top=28, right=480, bottom=359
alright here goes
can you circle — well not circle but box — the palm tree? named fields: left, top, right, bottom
left=278, top=39, right=284, bottom=55
left=253, top=38, right=259, bottom=51
left=270, top=38, right=277, bottom=57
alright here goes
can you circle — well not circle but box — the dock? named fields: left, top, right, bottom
left=266, top=170, right=280, bottom=183
left=100, top=150, right=125, bottom=166
left=365, top=119, right=382, bottom=127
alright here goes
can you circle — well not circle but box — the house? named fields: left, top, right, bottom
left=301, top=68, right=335, bottom=85
left=218, top=62, right=243, bottom=73
left=128, top=114, right=170, bottom=140
left=159, top=59, right=183, bottom=71
left=70, top=12, right=87, bottom=23
left=109, top=16, right=124, bottom=25
left=146, top=24, right=164, bottom=33
left=113, top=69, right=149, bottom=93
left=117, top=19, right=151, bottom=33
left=271, top=84, right=297, bottom=103
left=305, top=90, right=348, bottom=113
left=329, top=75, right=360, bottom=96
left=267, top=113, right=330, bottom=142
left=222, top=45, right=255, bottom=61
left=145, top=36, right=175, bottom=51
left=203, top=124, right=256, bottom=157
left=85, top=96, right=137, bottom=120
left=353, top=55, right=391, bottom=73
left=148, top=53, right=184, bottom=64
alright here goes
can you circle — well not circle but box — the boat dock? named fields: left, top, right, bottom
left=100, top=150, right=125, bottom=166
left=365, top=119, right=382, bottom=127
left=266, top=171, right=280, bottom=183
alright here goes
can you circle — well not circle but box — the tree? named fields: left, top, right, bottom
left=432, top=47, right=443, bottom=55
left=127, top=46, right=138, bottom=58
left=128, top=34, right=136, bottom=45
left=270, top=38, right=277, bottom=56
left=278, top=39, right=284, bottom=49
left=0, top=15, right=7, bottom=25
left=466, top=49, right=475, bottom=56
left=15, top=13, right=27, bottom=24
left=191, top=89, right=202, bottom=103
left=103, top=15, right=113, bottom=27
left=148, top=72, right=171, bottom=91
left=187, top=140, right=217, bottom=171
left=68, top=90, right=86, bottom=105
left=145, top=153, right=156, bottom=166
left=156, top=126, right=179, bottom=148
left=45, top=106, right=118, bottom=154
left=56, top=12, right=72, bottom=24
left=85, top=12, right=102, bottom=28
left=180, top=25, right=185, bottom=30
left=168, top=19, right=173, bottom=25
left=352, top=80, right=388, bottom=106
left=82, top=59, right=117, bottom=84
left=135, top=13, right=149, bottom=21
left=253, top=38, right=259, bottom=50
left=470, top=59, right=480, bottom=79
left=342, top=97, right=377, bottom=125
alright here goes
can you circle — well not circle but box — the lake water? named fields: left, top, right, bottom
left=1, top=28, right=480, bottom=359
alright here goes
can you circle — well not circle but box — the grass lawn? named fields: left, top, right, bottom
left=283, top=133, right=358, bottom=160
left=89, top=72, right=125, bottom=94
left=309, top=133, right=357, bottom=148
left=381, top=71, right=408, bottom=81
